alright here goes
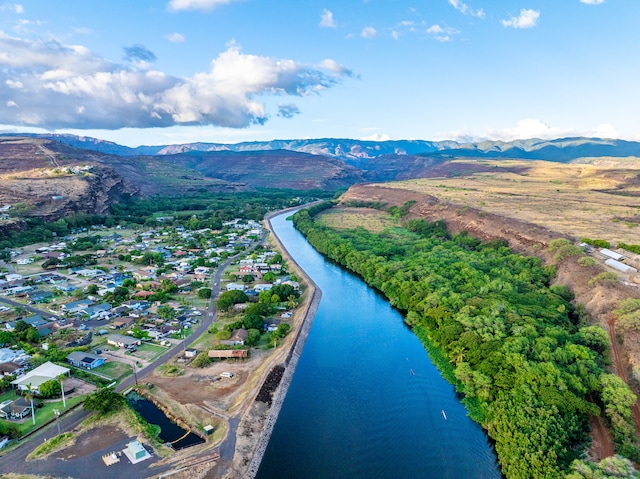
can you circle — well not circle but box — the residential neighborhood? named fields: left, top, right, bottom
left=0, top=217, right=299, bottom=448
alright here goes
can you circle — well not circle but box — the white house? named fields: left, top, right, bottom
left=11, top=361, right=70, bottom=394
left=226, top=283, right=246, bottom=291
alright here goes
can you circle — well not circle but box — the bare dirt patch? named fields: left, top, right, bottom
left=52, top=425, right=128, bottom=461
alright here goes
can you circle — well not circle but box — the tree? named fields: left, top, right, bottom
left=157, top=305, right=176, bottom=320
left=246, top=328, right=261, bottom=346
left=83, top=389, right=127, bottom=416
left=24, top=384, right=36, bottom=425
left=39, top=379, right=61, bottom=399
left=87, top=284, right=99, bottom=295
left=217, top=290, right=249, bottom=311
left=263, top=272, right=277, bottom=283
left=191, top=352, right=212, bottom=368
left=197, top=288, right=212, bottom=299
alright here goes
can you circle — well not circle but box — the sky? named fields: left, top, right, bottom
left=0, top=0, right=639, bottom=146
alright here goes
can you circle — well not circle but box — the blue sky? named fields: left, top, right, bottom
left=0, top=0, right=638, bottom=146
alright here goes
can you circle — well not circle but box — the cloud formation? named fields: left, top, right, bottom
left=0, top=32, right=352, bottom=130
left=502, top=9, right=540, bottom=29
left=319, top=9, right=336, bottom=28
left=427, top=24, right=458, bottom=42
left=580, top=0, right=605, bottom=4
left=0, top=3, right=23, bottom=13
left=123, top=44, right=157, bottom=63
left=441, top=119, right=621, bottom=143
left=448, top=0, right=485, bottom=18
left=166, top=32, right=186, bottom=43
left=361, top=26, right=377, bottom=39
left=277, top=103, right=301, bottom=119
left=167, top=0, right=240, bottom=13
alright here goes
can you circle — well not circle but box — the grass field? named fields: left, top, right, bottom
left=379, top=159, right=640, bottom=245
left=317, top=207, right=396, bottom=232
left=128, top=343, right=166, bottom=362
left=94, top=361, right=132, bottom=381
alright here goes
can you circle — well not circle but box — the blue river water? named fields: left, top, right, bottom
left=256, top=211, right=502, bottom=479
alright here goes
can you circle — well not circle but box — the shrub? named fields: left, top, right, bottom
left=578, top=256, right=596, bottom=267
left=580, top=238, right=611, bottom=249
left=588, top=272, right=618, bottom=286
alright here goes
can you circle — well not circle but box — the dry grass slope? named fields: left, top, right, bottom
left=381, top=159, right=640, bottom=245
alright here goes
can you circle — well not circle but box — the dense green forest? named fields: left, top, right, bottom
left=0, top=189, right=334, bottom=251
left=293, top=202, right=639, bottom=478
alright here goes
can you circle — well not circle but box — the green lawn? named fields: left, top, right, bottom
left=94, top=361, right=133, bottom=381
left=0, top=393, right=85, bottom=436
left=128, top=342, right=165, bottom=361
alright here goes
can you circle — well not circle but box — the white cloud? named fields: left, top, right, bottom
left=319, top=9, right=336, bottom=28
left=0, top=3, right=23, bottom=13
left=438, top=119, right=623, bottom=143
left=318, top=59, right=353, bottom=76
left=167, top=0, right=240, bottom=13
left=361, top=26, right=377, bottom=39
left=448, top=0, right=485, bottom=18
left=360, top=132, right=391, bottom=141
left=166, top=32, right=186, bottom=43
left=6, top=100, right=18, bottom=107
left=502, top=9, right=540, bottom=29
left=427, top=24, right=458, bottom=42
left=0, top=33, right=352, bottom=130
left=580, top=0, right=605, bottom=4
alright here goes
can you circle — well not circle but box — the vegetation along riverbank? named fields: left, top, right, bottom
left=293, top=200, right=640, bottom=478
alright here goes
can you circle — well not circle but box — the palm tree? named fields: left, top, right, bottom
left=58, top=374, right=66, bottom=408
left=24, top=383, right=36, bottom=426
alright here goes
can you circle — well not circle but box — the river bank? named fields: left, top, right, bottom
left=239, top=208, right=323, bottom=478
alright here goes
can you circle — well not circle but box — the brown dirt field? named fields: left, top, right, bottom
left=341, top=182, right=640, bottom=461
left=51, top=426, right=128, bottom=460
left=148, top=350, right=270, bottom=412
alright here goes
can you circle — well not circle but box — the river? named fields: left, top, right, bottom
left=256, top=211, right=501, bottom=478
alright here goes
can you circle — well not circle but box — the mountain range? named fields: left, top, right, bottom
left=1, top=133, right=639, bottom=220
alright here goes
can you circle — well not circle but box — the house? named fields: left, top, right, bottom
left=208, top=349, right=249, bottom=359
left=0, top=362, right=26, bottom=377
left=81, top=303, right=113, bottom=320
left=107, top=334, right=141, bottom=349
left=53, top=282, right=76, bottom=294
left=253, top=284, right=272, bottom=292
left=112, top=317, right=135, bottom=329
left=184, top=348, right=197, bottom=358
left=73, top=268, right=105, bottom=278
left=66, top=351, right=105, bottom=370
left=0, top=348, right=29, bottom=365
left=6, top=315, right=48, bottom=331
left=230, top=329, right=248, bottom=346
left=27, top=290, right=54, bottom=303
left=62, top=298, right=94, bottom=314
left=11, top=361, right=70, bottom=394
left=0, top=398, right=32, bottom=419
left=226, top=283, right=245, bottom=292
